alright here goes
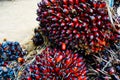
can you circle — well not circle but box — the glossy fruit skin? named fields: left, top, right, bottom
left=20, top=47, right=87, bottom=80
left=36, top=0, right=118, bottom=54
left=61, top=43, right=66, bottom=50
left=18, top=57, right=24, bottom=64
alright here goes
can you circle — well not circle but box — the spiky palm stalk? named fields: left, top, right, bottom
left=87, top=42, right=120, bottom=80
left=36, top=0, right=119, bottom=54
left=20, top=47, right=87, bottom=80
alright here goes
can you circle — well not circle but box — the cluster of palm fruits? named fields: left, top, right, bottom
left=27, top=0, right=120, bottom=80
left=20, top=47, right=87, bottom=80
left=0, top=40, right=26, bottom=63
left=0, top=40, right=26, bottom=79
left=36, top=0, right=119, bottom=54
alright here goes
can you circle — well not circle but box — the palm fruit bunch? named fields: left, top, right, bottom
left=20, top=47, right=87, bottom=80
left=32, top=27, right=44, bottom=46
left=0, top=40, right=26, bottom=80
left=0, top=40, right=26, bottom=64
left=36, top=0, right=119, bottom=54
left=86, top=42, right=120, bottom=80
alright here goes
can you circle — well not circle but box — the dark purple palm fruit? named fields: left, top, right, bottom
left=0, top=66, right=15, bottom=80
left=86, top=42, right=120, bottom=80
left=36, top=0, right=118, bottom=54
left=20, top=47, right=87, bottom=80
left=0, top=40, right=26, bottom=62
left=0, top=40, right=26, bottom=79
left=32, top=27, right=44, bottom=46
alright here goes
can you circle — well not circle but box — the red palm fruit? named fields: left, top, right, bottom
left=93, top=1, right=97, bottom=8
left=69, top=0, right=74, bottom=5
left=76, top=33, right=81, bottom=38
left=27, top=76, right=32, bottom=80
left=50, top=0, right=56, bottom=3
left=56, top=55, right=63, bottom=62
left=44, top=0, right=51, bottom=6
left=20, top=47, right=87, bottom=80
left=35, top=75, right=41, bottom=80
left=18, top=57, right=24, bottom=63
left=81, top=0, right=86, bottom=3
left=107, top=67, right=116, bottom=75
left=75, top=0, right=79, bottom=5
left=61, top=42, right=66, bottom=50
left=99, top=2, right=106, bottom=8
left=37, top=0, right=118, bottom=54
left=63, top=8, right=69, bottom=14
left=63, top=0, right=68, bottom=5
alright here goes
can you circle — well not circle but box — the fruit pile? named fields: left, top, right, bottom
left=20, top=47, right=87, bottom=80
left=36, top=0, right=118, bottom=54
left=0, top=40, right=26, bottom=63
left=0, top=40, right=26, bottom=79
left=20, top=0, right=120, bottom=80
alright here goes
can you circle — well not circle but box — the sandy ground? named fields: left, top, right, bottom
left=0, top=0, right=40, bottom=42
